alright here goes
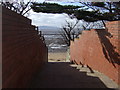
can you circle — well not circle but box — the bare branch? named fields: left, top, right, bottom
left=60, top=19, right=81, bottom=46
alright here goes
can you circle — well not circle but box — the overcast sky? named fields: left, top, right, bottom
left=28, top=1, right=83, bottom=28
left=28, top=10, right=81, bottom=27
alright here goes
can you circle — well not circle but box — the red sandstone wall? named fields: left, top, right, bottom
left=2, top=7, right=48, bottom=88
left=70, top=21, right=120, bottom=85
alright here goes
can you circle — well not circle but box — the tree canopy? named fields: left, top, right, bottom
left=31, top=2, right=120, bottom=22
left=79, top=2, right=120, bottom=21
left=31, top=2, right=82, bottom=14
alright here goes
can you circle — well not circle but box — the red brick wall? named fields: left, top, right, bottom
left=70, top=21, right=120, bottom=85
left=2, top=7, right=48, bottom=88
left=0, top=5, right=2, bottom=89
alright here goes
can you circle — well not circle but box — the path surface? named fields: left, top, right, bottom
left=30, top=52, right=118, bottom=88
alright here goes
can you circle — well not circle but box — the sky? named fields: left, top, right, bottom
left=28, top=1, right=83, bottom=28
left=28, top=10, right=82, bottom=28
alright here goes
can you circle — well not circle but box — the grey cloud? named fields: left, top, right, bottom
left=28, top=10, right=69, bottom=27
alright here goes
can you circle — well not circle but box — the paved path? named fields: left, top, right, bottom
left=30, top=60, right=118, bottom=88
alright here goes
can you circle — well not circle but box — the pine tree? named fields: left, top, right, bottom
left=31, top=2, right=120, bottom=22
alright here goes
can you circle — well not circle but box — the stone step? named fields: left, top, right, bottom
left=70, top=64, right=119, bottom=88
left=76, top=65, right=83, bottom=69
left=86, top=72, right=96, bottom=77
left=79, top=67, right=91, bottom=73
left=69, top=64, right=78, bottom=68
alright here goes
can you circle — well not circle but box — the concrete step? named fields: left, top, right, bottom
left=69, top=64, right=119, bottom=88
left=76, top=65, right=92, bottom=73
left=76, top=65, right=83, bottom=69
left=69, top=64, right=78, bottom=68
left=79, top=67, right=91, bottom=73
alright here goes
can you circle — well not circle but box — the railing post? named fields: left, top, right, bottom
left=36, top=26, right=39, bottom=35
left=39, top=31, right=42, bottom=37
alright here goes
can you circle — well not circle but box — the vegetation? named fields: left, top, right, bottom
left=31, top=2, right=120, bottom=22
left=31, top=2, right=82, bottom=15
left=60, top=19, right=81, bottom=46
left=1, top=0, right=32, bottom=16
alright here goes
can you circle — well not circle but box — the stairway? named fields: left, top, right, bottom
left=29, top=61, right=119, bottom=88
left=70, top=64, right=118, bottom=88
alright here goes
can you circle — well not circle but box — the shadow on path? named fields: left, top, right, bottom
left=29, top=62, right=108, bottom=88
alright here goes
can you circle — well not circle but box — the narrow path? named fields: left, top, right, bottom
left=30, top=62, right=108, bottom=88
left=30, top=52, right=118, bottom=88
